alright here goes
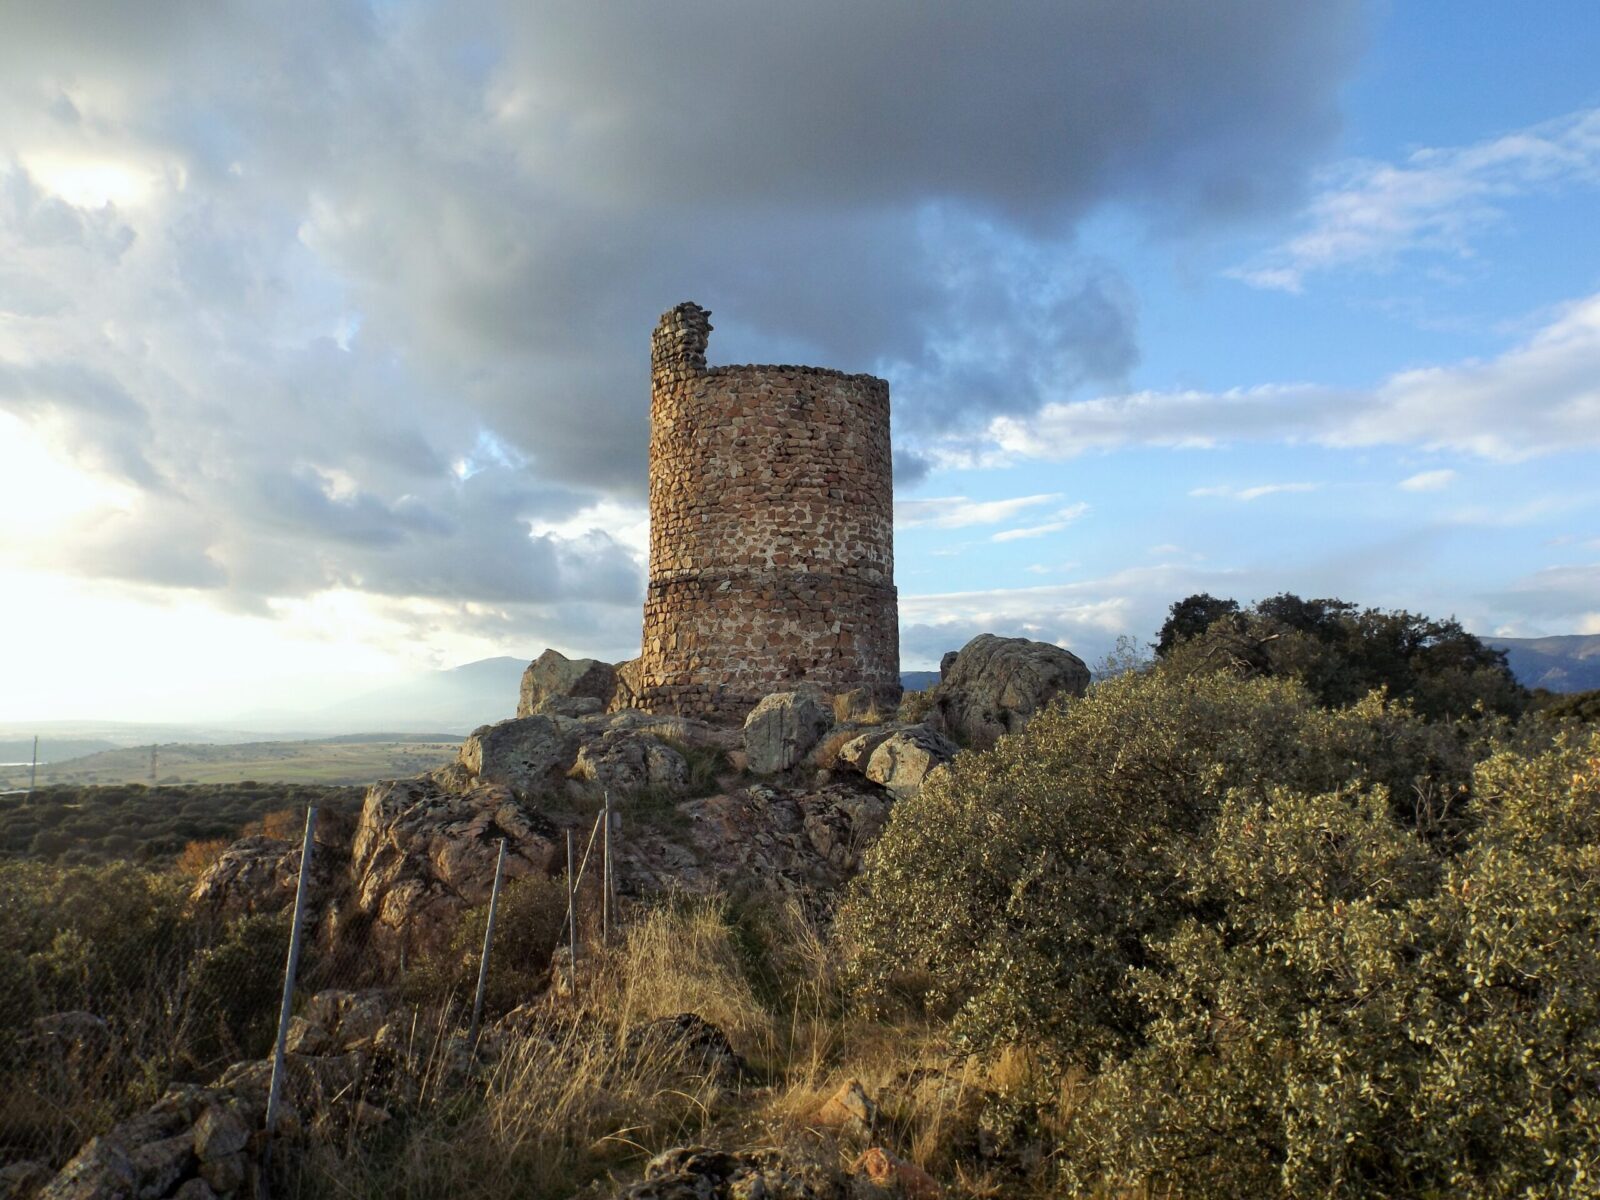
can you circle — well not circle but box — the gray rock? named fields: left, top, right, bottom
left=347, top=777, right=559, bottom=958
left=518, top=649, right=616, bottom=717
left=173, top=1180, right=218, bottom=1200
left=609, top=657, right=645, bottom=712
left=930, top=633, right=1089, bottom=746
left=458, top=715, right=580, bottom=796
left=39, top=1107, right=188, bottom=1200
left=192, top=1105, right=249, bottom=1162
left=619, top=1146, right=824, bottom=1200
left=743, top=688, right=833, bottom=775
left=198, top=1153, right=245, bottom=1195
left=571, top=731, right=689, bottom=796
left=864, top=727, right=958, bottom=799
left=0, top=1160, right=52, bottom=1200
left=835, top=726, right=906, bottom=774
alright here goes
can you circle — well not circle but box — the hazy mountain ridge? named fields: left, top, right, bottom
left=1486, top=634, right=1600, bottom=693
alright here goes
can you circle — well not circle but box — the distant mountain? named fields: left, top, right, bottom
left=0, top=737, right=120, bottom=765
left=901, top=671, right=940, bottom=693
left=1486, top=635, right=1600, bottom=693
left=307, top=656, right=529, bottom=733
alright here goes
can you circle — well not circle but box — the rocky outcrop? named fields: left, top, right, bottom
left=862, top=727, right=957, bottom=800
left=36, top=989, right=413, bottom=1200
left=743, top=688, right=833, bottom=775
left=835, top=727, right=905, bottom=774
left=189, top=834, right=339, bottom=919
left=517, top=649, right=617, bottom=718
left=457, top=715, right=580, bottom=798
left=623, top=1013, right=746, bottom=1083
left=348, top=778, right=559, bottom=958
left=618, top=1146, right=833, bottom=1200
left=609, top=657, right=645, bottom=712
left=615, top=781, right=890, bottom=903
left=572, top=731, right=689, bottom=796
left=928, top=634, right=1089, bottom=746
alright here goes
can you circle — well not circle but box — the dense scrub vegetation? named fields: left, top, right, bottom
left=1154, top=591, right=1529, bottom=720
left=6, top=594, right=1598, bottom=1196
left=840, top=655, right=1599, bottom=1195
left=0, top=782, right=364, bottom=866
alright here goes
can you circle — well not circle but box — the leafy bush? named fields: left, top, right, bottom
left=1156, top=591, right=1528, bottom=721
left=840, top=662, right=1599, bottom=1196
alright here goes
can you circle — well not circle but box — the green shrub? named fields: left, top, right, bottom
left=841, top=662, right=1599, bottom=1196
left=839, top=669, right=1485, bottom=1056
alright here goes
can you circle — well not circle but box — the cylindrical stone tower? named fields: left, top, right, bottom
left=637, top=301, right=901, bottom=722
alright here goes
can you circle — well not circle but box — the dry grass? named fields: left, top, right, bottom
left=811, top=727, right=863, bottom=770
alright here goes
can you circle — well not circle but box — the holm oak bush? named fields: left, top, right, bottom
left=840, top=666, right=1599, bottom=1196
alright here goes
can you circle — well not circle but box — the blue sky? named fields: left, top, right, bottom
left=0, top=0, right=1596, bottom=720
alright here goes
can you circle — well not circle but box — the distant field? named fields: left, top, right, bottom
left=0, top=737, right=461, bottom=789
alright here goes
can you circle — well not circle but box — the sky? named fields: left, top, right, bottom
left=1, top=0, right=1598, bottom=722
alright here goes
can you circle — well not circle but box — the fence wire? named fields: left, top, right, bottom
left=0, top=793, right=620, bottom=1178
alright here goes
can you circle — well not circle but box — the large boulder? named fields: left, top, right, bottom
left=863, top=727, right=958, bottom=799
left=188, top=834, right=339, bottom=919
left=571, top=731, right=690, bottom=797
left=348, top=777, right=559, bottom=958
left=608, top=657, right=645, bottom=713
left=743, top=688, right=833, bottom=775
left=835, top=726, right=906, bottom=774
left=457, top=715, right=581, bottom=797
left=517, top=649, right=617, bottom=718
left=930, top=634, right=1089, bottom=746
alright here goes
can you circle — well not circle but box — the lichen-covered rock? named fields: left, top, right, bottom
left=816, top=1079, right=877, bottom=1140
left=623, top=1014, right=746, bottom=1083
left=188, top=835, right=335, bottom=919
left=618, top=1145, right=832, bottom=1200
left=347, top=777, right=559, bottom=958
left=864, top=727, right=957, bottom=800
left=743, top=688, right=833, bottom=775
left=834, top=726, right=906, bottom=774
left=609, top=657, right=645, bottom=712
left=930, top=634, right=1089, bottom=746
left=38, top=1105, right=192, bottom=1200
left=571, top=731, right=689, bottom=797
left=517, top=649, right=617, bottom=718
left=457, top=715, right=581, bottom=797
left=0, top=1159, right=51, bottom=1200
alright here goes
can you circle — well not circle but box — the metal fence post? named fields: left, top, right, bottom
left=566, top=828, right=578, bottom=1001
left=467, top=838, right=507, bottom=1049
left=602, top=792, right=612, bottom=945
left=261, top=806, right=317, bottom=1188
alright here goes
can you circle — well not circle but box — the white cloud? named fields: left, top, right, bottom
left=990, top=501, right=1090, bottom=541
left=977, top=291, right=1600, bottom=463
left=1398, top=469, right=1457, bottom=491
left=1189, top=482, right=1320, bottom=502
left=896, top=492, right=1062, bottom=530
left=1230, top=106, right=1600, bottom=291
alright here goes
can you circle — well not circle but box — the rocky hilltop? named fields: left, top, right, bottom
left=24, top=634, right=1089, bottom=1200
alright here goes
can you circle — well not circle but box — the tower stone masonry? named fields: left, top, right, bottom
left=636, top=301, right=901, bottom=722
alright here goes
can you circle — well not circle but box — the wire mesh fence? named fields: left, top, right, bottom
left=0, top=793, right=626, bottom=1179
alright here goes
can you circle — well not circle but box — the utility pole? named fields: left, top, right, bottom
left=150, top=745, right=158, bottom=785
left=25, top=735, right=37, bottom=802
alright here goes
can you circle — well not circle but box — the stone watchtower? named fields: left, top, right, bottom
left=636, top=302, right=901, bottom=721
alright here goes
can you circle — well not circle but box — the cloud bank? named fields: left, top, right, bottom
left=0, top=0, right=1363, bottom=653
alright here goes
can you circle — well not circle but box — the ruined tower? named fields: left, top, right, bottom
left=636, top=302, right=900, bottom=721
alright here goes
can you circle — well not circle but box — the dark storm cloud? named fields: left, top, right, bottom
left=0, top=0, right=1362, bottom=646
